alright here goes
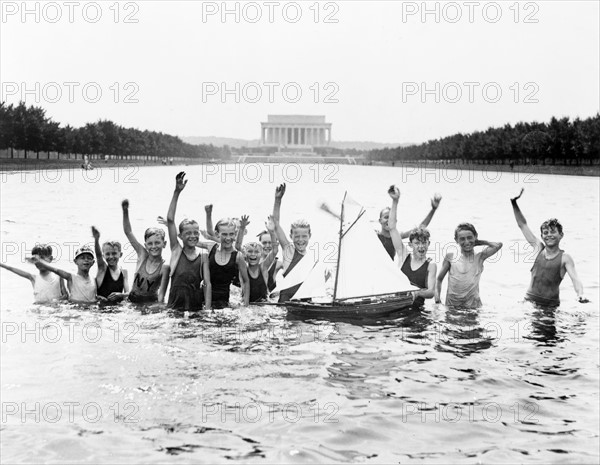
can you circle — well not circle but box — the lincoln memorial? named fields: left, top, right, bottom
left=260, top=115, right=332, bottom=148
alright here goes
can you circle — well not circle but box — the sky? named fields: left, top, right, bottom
left=1, top=0, right=599, bottom=144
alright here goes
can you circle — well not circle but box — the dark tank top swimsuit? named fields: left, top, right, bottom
left=168, top=251, right=204, bottom=311
left=248, top=268, right=268, bottom=302
left=401, top=255, right=430, bottom=308
left=97, top=269, right=124, bottom=298
left=129, top=257, right=164, bottom=303
left=209, top=246, right=239, bottom=308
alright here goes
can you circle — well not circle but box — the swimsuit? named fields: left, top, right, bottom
left=129, top=257, right=164, bottom=303
left=168, top=252, right=203, bottom=311
left=525, top=248, right=563, bottom=307
left=97, top=269, right=124, bottom=298
left=209, top=246, right=238, bottom=309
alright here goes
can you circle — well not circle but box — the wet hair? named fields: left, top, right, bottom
left=257, top=230, right=269, bottom=241
left=454, top=223, right=478, bottom=240
left=242, top=242, right=263, bottom=256
left=290, top=219, right=311, bottom=236
left=178, top=219, right=199, bottom=233
left=540, top=218, right=563, bottom=235
left=102, top=241, right=122, bottom=252
left=379, top=207, right=390, bottom=219
left=409, top=228, right=431, bottom=243
left=144, top=227, right=166, bottom=241
left=215, top=218, right=238, bottom=233
left=31, top=244, right=52, bottom=259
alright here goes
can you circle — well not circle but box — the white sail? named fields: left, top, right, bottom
left=271, top=248, right=318, bottom=296
left=291, top=260, right=332, bottom=301
left=334, top=198, right=418, bottom=300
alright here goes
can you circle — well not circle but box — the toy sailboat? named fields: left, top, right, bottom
left=284, top=193, right=417, bottom=318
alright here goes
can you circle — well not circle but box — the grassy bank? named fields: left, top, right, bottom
left=1, top=157, right=598, bottom=177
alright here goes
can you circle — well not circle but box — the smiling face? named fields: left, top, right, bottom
left=379, top=208, right=391, bottom=231
left=178, top=223, right=200, bottom=249
left=74, top=253, right=95, bottom=272
left=410, top=239, right=430, bottom=259
left=540, top=226, right=563, bottom=247
left=145, top=233, right=166, bottom=257
left=218, top=224, right=237, bottom=250
left=102, top=245, right=122, bottom=267
left=259, top=233, right=272, bottom=257
left=290, top=227, right=311, bottom=253
left=455, top=229, right=476, bottom=253
left=243, top=244, right=262, bottom=266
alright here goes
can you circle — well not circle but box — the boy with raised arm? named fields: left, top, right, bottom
left=92, top=226, right=129, bottom=303
left=387, top=186, right=437, bottom=308
left=122, top=199, right=170, bottom=304
left=272, top=183, right=312, bottom=302
left=1, top=244, right=67, bottom=303
left=242, top=216, right=279, bottom=302
left=377, top=193, right=442, bottom=260
left=31, top=245, right=97, bottom=304
left=166, top=171, right=211, bottom=311
left=435, top=223, right=502, bottom=309
left=511, top=188, right=588, bottom=306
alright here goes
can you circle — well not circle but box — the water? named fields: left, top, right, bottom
left=1, top=164, right=598, bottom=463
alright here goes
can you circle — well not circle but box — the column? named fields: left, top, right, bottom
left=301, top=128, right=305, bottom=145
left=327, top=127, right=331, bottom=144
left=261, top=127, right=265, bottom=145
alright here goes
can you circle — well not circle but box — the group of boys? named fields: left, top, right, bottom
left=0, top=175, right=589, bottom=310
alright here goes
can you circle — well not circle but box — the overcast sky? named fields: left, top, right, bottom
left=2, top=0, right=599, bottom=144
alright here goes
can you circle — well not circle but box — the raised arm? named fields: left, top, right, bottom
left=477, top=239, right=503, bottom=261
left=435, top=257, right=451, bottom=303
left=235, top=215, right=249, bottom=251
left=237, top=254, right=250, bottom=306
left=0, top=262, right=35, bottom=284
left=387, top=186, right=409, bottom=264
left=166, top=171, right=187, bottom=251
left=399, top=193, right=442, bottom=239
left=92, top=226, right=107, bottom=273
left=261, top=216, right=279, bottom=271
left=122, top=200, right=145, bottom=255
left=205, top=204, right=214, bottom=238
left=272, top=183, right=290, bottom=249
left=564, top=254, right=589, bottom=303
left=29, top=256, right=71, bottom=281
left=511, top=189, right=542, bottom=250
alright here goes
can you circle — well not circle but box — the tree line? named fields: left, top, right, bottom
left=0, top=102, right=224, bottom=160
left=367, top=115, right=600, bottom=165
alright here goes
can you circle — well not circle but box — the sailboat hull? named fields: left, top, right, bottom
left=285, top=293, right=414, bottom=318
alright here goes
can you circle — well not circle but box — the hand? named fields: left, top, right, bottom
left=275, top=183, right=286, bottom=199
left=107, top=292, right=123, bottom=302
left=578, top=296, right=590, bottom=303
left=205, top=204, right=213, bottom=214
left=121, top=199, right=129, bottom=210
left=97, top=295, right=108, bottom=303
left=431, top=193, right=442, bottom=210
left=175, top=171, right=187, bottom=192
left=157, top=216, right=167, bottom=226
left=388, top=185, right=400, bottom=200
left=266, top=215, right=275, bottom=232
left=511, top=188, right=524, bottom=202
left=240, top=214, right=250, bottom=227
left=91, top=226, right=100, bottom=240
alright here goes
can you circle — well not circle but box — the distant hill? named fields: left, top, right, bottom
left=181, top=136, right=410, bottom=150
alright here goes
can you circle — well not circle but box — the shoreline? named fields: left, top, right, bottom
left=1, top=158, right=598, bottom=177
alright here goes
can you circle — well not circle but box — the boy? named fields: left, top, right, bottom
left=378, top=193, right=442, bottom=259
left=435, top=223, right=502, bottom=308
left=257, top=227, right=281, bottom=292
left=511, top=188, right=588, bottom=306
left=92, top=226, right=129, bottom=303
left=242, top=217, right=279, bottom=302
left=166, top=171, right=212, bottom=311
left=31, top=245, right=97, bottom=304
left=122, top=199, right=170, bottom=304
left=387, top=186, right=437, bottom=308
left=272, top=183, right=312, bottom=302
left=1, top=244, right=67, bottom=303
left=208, top=218, right=249, bottom=308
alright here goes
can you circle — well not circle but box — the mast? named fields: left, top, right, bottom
left=332, top=192, right=346, bottom=300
